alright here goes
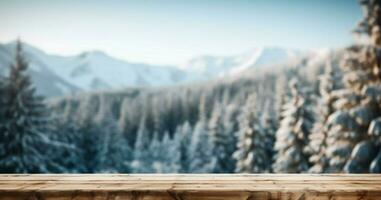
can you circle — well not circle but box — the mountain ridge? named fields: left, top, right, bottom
left=0, top=41, right=308, bottom=97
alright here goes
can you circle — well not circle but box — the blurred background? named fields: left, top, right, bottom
left=0, top=0, right=380, bottom=173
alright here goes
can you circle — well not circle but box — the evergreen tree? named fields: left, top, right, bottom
left=152, top=97, right=165, bottom=134
left=119, top=99, right=131, bottom=143
left=188, top=92, right=216, bottom=173
left=261, top=101, right=277, bottom=172
left=131, top=115, right=153, bottom=172
left=369, top=118, right=381, bottom=172
left=306, top=62, right=339, bottom=173
left=174, top=121, right=193, bottom=173
left=275, top=73, right=288, bottom=124
left=50, top=117, right=84, bottom=173
left=325, top=0, right=381, bottom=173
left=150, top=131, right=162, bottom=173
left=273, top=79, right=314, bottom=173
left=94, top=96, right=131, bottom=173
left=149, top=130, right=181, bottom=173
left=76, top=96, right=100, bottom=173
left=198, top=91, right=213, bottom=120
left=157, top=132, right=181, bottom=173
left=0, top=40, right=60, bottom=173
left=222, top=103, right=240, bottom=170
left=189, top=119, right=214, bottom=173
left=209, top=102, right=236, bottom=172
left=48, top=98, right=88, bottom=173
left=233, top=94, right=269, bottom=173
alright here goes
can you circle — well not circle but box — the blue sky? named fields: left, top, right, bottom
left=0, top=0, right=362, bottom=65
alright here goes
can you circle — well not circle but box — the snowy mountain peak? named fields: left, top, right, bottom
left=79, top=50, right=112, bottom=60
left=180, top=47, right=304, bottom=79
left=0, top=41, right=308, bottom=97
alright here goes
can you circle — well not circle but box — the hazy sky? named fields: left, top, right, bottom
left=0, top=0, right=362, bottom=65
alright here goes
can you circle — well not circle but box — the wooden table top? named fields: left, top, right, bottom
left=1, top=174, right=381, bottom=199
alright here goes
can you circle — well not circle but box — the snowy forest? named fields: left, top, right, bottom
left=1, top=0, right=381, bottom=174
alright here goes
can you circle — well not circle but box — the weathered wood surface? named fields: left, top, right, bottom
left=0, top=174, right=381, bottom=199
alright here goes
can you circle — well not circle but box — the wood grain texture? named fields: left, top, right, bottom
left=0, top=174, right=380, bottom=200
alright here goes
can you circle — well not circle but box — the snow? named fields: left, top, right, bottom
left=0, top=41, right=308, bottom=96
left=229, top=48, right=263, bottom=75
left=181, top=47, right=306, bottom=81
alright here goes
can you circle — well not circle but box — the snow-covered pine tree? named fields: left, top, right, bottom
left=164, top=133, right=182, bottom=173
left=152, top=97, right=165, bottom=134
left=261, top=101, right=277, bottom=172
left=51, top=118, right=84, bottom=173
left=189, top=95, right=215, bottom=173
left=222, top=103, right=240, bottom=170
left=163, top=92, right=181, bottom=134
left=273, top=78, right=314, bottom=173
left=94, top=96, right=131, bottom=173
left=119, top=98, right=145, bottom=148
left=132, top=115, right=153, bottom=173
left=306, top=62, right=339, bottom=173
left=325, top=0, right=381, bottom=173
left=198, top=91, right=213, bottom=120
left=45, top=97, right=87, bottom=173
left=275, top=73, right=288, bottom=124
left=233, top=94, right=269, bottom=173
left=209, top=102, right=236, bottom=173
left=0, top=40, right=60, bottom=173
left=119, top=99, right=131, bottom=143
left=188, top=91, right=219, bottom=173
left=369, top=118, right=381, bottom=172
left=150, top=131, right=162, bottom=173
left=174, top=121, right=193, bottom=172
left=75, top=95, right=101, bottom=173
left=157, top=132, right=181, bottom=173
left=189, top=111, right=214, bottom=173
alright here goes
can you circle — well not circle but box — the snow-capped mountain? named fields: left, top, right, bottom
left=0, top=42, right=186, bottom=96
left=179, top=47, right=304, bottom=81
left=0, top=41, right=306, bottom=97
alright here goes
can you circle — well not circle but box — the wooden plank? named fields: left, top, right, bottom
left=0, top=174, right=380, bottom=200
